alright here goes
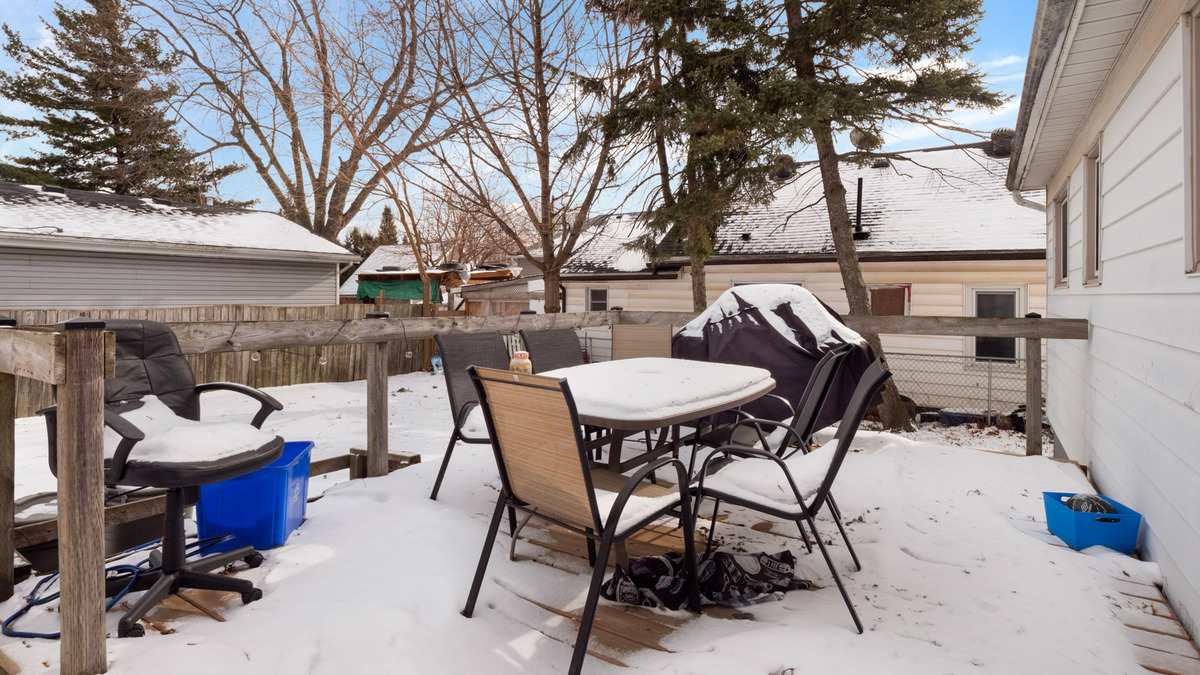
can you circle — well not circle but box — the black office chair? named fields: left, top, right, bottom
left=39, top=319, right=285, bottom=637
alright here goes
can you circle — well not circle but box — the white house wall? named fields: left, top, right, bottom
left=1044, top=21, right=1200, bottom=634
left=0, top=246, right=339, bottom=308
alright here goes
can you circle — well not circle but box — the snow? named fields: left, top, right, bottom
left=678, top=284, right=865, bottom=350
left=0, top=183, right=352, bottom=258
left=543, top=358, right=774, bottom=424
left=2, top=372, right=1165, bottom=674
left=102, top=396, right=278, bottom=465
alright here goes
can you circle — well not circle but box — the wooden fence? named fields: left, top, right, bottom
left=2, top=304, right=427, bottom=418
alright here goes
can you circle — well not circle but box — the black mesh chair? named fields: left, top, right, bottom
left=429, top=332, right=512, bottom=500
left=38, top=319, right=285, bottom=638
left=695, top=344, right=852, bottom=458
left=692, top=360, right=892, bottom=635
left=518, top=328, right=585, bottom=373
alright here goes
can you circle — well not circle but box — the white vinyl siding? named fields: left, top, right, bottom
left=0, top=247, right=339, bottom=308
left=1045, top=22, right=1200, bottom=636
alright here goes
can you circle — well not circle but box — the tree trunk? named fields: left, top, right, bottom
left=544, top=267, right=562, bottom=313
left=690, top=253, right=707, bottom=312
left=811, top=124, right=913, bottom=431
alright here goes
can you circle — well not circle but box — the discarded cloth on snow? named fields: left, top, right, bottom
left=600, top=550, right=811, bottom=611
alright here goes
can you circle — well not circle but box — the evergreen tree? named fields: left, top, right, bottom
left=0, top=0, right=246, bottom=205
left=590, top=1, right=785, bottom=311
left=341, top=206, right=404, bottom=283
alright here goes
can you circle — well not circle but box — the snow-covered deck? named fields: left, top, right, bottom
left=3, top=373, right=1197, bottom=674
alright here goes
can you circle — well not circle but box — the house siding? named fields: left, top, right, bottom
left=565, top=258, right=1046, bottom=412
left=1044, top=22, right=1200, bottom=635
left=0, top=246, right=339, bottom=308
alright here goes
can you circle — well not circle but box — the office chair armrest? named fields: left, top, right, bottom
left=758, top=394, right=796, bottom=418
left=104, top=408, right=146, bottom=483
left=195, top=382, right=284, bottom=429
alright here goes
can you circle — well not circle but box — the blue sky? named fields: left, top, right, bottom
left=0, top=0, right=1039, bottom=228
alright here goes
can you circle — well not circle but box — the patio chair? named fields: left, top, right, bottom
left=38, top=319, right=284, bottom=637
left=518, top=328, right=585, bottom=373
left=611, top=323, right=672, bottom=360
left=694, top=344, right=852, bottom=458
left=429, top=332, right=512, bottom=501
left=462, top=366, right=700, bottom=675
left=692, top=359, right=892, bottom=635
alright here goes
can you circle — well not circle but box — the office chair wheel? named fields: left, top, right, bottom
left=241, top=588, right=263, bottom=605
left=243, top=552, right=264, bottom=568
left=119, top=623, right=145, bottom=638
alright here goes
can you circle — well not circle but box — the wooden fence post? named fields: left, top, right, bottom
left=1025, top=313, right=1044, bottom=457
left=366, top=312, right=390, bottom=478
left=0, top=316, right=16, bottom=602
left=56, top=318, right=108, bottom=675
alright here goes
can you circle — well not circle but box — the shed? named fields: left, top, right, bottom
left=0, top=182, right=357, bottom=308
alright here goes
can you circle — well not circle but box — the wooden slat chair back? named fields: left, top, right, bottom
left=612, top=324, right=673, bottom=360
left=474, top=367, right=598, bottom=528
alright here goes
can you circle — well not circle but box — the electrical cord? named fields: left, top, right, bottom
left=2, top=534, right=238, bottom=639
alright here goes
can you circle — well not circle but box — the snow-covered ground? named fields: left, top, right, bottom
left=2, top=372, right=1163, bottom=674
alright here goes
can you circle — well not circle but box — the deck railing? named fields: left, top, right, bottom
left=0, top=309, right=1087, bottom=675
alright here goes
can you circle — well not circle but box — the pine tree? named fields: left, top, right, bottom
left=0, top=0, right=246, bottom=205
left=590, top=1, right=784, bottom=311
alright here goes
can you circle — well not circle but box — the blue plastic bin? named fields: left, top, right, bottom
left=1043, top=491, right=1141, bottom=554
left=198, top=441, right=313, bottom=553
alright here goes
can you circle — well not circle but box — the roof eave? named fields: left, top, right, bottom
left=1008, top=0, right=1082, bottom=192
left=0, top=232, right=360, bottom=263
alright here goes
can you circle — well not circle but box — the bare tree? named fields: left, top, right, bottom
left=431, top=0, right=638, bottom=312
left=424, top=189, right=530, bottom=266
left=135, top=0, right=460, bottom=242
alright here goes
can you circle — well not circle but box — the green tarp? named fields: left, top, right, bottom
left=356, top=279, right=441, bottom=302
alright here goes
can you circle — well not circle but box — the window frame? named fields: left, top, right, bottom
left=964, top=285, right=1026, bottom=362
left=585, top=287, right=608, bottom=312
left=1053, top=184, right=1070, bottom=288
left=1083, top=139, right=1102, bottom=286
left=1187, top=9, right=1200, bottom=273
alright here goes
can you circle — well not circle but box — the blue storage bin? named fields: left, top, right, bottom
left=1043, top=491, right=1141, bottom=554
left=198, top=441, right=313, bottom=553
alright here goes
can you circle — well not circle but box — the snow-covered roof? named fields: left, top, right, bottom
left=338, top=244, right=431, bottom=296
left=0, top=182, right=357, bottom=263
left=563, top=144, right=1046, bottom=275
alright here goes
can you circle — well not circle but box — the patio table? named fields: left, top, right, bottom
left=542, top=357, right=775, bottom=473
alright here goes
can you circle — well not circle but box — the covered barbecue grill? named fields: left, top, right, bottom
left=672, top=284, right=877, bottom=429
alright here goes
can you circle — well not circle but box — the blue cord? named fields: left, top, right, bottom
left=2, top=534, right=239, bottom=639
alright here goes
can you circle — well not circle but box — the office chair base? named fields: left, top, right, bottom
left=116, top=546, right=264, bottom=638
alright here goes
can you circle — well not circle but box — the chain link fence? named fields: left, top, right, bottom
left=884, top=351, right=1046, bottom=426
left=509, top=331, right=1041, bottom=428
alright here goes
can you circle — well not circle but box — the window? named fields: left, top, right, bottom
left=1084, top=141, right=1102, bottom=285
left=868, top=284, right=910, bottom=316
left=969, top=288, right=1022, bottom=362
left=1054, top=186, right=1069, bottom=287
left=586, top=287, right=608, bottom=311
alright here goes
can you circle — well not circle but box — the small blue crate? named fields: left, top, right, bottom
left=1043, top=491, right=1141, bottom=554
left=198, top=441, right=313, bottom=553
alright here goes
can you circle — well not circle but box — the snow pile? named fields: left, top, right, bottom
left=2, top=373, right=1163, bottom=675
left=678, top=284, right=864, bottom=350
left=102, top=396, right=278, bottom=464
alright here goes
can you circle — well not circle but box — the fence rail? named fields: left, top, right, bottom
left=2, top=304, right=427, bottom=418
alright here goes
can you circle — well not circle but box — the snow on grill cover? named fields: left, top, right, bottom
left=672, top=284, right=876, bottom=428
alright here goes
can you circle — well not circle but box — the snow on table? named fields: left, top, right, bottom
left=543, top=357, right=775, bottom=427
